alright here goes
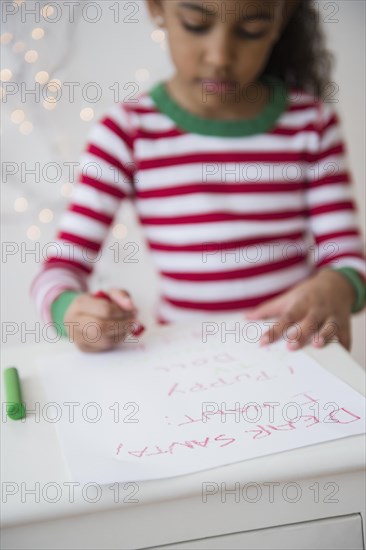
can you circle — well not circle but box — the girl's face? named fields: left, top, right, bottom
left=147, top=0, right=287, bottom=115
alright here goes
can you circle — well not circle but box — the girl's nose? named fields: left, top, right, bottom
left=203, top=28, right=236, bottom=73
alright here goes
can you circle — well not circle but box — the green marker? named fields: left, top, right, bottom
left=3, top=367, right=26, bottom=420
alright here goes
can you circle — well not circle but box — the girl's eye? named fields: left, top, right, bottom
left=181, top=22, right=266, bottom=40
left=181, top=22, right=208, bottom=33
left=237, top=29, right=267, bottom=40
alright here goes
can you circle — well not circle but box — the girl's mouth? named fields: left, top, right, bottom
left=199, top=78, right=238, bottom=91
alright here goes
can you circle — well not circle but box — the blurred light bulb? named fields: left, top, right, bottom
left=112, top=224, right=128, bottom=238
left=19, top=121, right=33, bottom=135
left=24, top=50, right=38, bottom=63
left=0, top=69, right=12, bottom=81
left=80, top=108, right=94, bottom=122
left=60, top=183, right=74, bottom=197
left=151, top=29, right=165, bottom=43
left=13, top=41, right=25, bottom=53
left=47, top=78, right=62, bottom=89
left=135, top=68, right=150, bottom=82
left=27, top=225, right=41, bottom=240
left=43, top=99, right=57, bottom=110
left=14, top=197, right=28, bottom=212
left=35, top=71, right=49, bottom=84
left=1, top=33, right=13, bottom=45
left=11, top=109, right=25, bottom=123
left=41, top=5, right=54, bottom=18
left=39, top=208, right=54, bottom=223
left=31, top=27, right=45, bottom=40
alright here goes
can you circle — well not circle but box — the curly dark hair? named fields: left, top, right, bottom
left=264, top=0, right=335, bottom=100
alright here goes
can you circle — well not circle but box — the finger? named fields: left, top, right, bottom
left=259, top=309, right=302, bottom=347
left=95, top=316, right=139, bottom=341
left=338, top=324, right=352, bottom=352
left=104, top=319, right=141, bottom=343
left=67, top=315, right=134, bottom=347
left=245, top=296, right=284, bottom=320
left=108, top=289, right=136, bottom=312
left=311, top=318, right=337, bottom=348
left=313, top=318, right=351, bottom=351
left=72, top=328, right=114, bottom=353
left=286, top=313, right=324, bottom=350
left=89, top=295, right=135, bottom=320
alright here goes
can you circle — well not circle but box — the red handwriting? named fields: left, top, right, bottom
left=167, top=368, right=294, bottom=397
left=244, top=408, right=361, bottom=440
left=169, top=407, right=319, bottom=428
left=119, top=434, right=236, bottom=458
left=115, top=407, right=361, bottom=458
left=324, top=407, right=361, bottom=424
left=154, top=352, right=237, bottom=372
left=165, top=392, right=358, bottom=429
left=301, top=414, right=320, bottom=427
left=177, top=414, right=204, bottom=426
left=291, top=391, right=319, bottom=406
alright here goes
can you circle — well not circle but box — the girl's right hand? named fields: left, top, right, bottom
left=63, top=289, right=138, bottom=353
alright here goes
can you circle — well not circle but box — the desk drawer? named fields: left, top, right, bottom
left=155, top=513, right=364, bottom=550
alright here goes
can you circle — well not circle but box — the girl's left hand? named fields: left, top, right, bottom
left=244, top=269, right=356, bottom=352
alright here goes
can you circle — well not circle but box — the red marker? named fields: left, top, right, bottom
left=93, top=290, right=145, bottom=337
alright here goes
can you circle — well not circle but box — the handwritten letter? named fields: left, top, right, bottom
left=36, top=314, right=366, bottom=484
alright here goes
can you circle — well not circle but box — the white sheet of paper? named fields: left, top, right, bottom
left=36, top=314, right=366, bottom=485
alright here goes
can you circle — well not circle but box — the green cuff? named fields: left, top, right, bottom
left=330, top=267, right=366, bottom=313
left=51, top=291, right=83, bottom=338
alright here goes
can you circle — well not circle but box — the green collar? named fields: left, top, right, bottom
left=148, top=74, right=288, bottom=137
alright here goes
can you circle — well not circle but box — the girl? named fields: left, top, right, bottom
left=30, top=0, right=366, bottom=353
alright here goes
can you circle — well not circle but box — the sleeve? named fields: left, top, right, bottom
left=29, top=102, right=137, bottom=331
left=303, top=100, right=366, bottom=311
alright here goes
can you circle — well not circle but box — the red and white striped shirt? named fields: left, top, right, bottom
left=30, top=77, right=366, bottom=325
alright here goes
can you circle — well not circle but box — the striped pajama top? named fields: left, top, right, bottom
left=29, top=75, right=366, bottom=326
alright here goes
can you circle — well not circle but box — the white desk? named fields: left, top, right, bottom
left=1, top=338, right=365, bottom=550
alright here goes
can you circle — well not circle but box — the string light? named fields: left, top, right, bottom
left=0, top=69, right=12, bottom=81
left=42, top=99, right=57, bottom=110
left=112, top=224, right=128, bottom=238
left=80, top=107, right=94, bottom=122
left=47, top=78, right=62, bottom=89
left=35, top=71, right=49, bottom=84
left=13, top=41, right=25, bottom=53
left=19, top=121, right=33, bottom=135
left=1, top=33, right=13, bottom=45
left=27, top=225, right=41, bottom=240
left=14, top=197, right=28, bottom=212
left=39, top=208, right=54, bottom=223
left=4, top=4, right=84, bottom=244
left=10, top=109, right=26, bottom=124
left=46, top=78, right=62, bottom=99
left=41, top=5, right=54, bottom=18
left=151, top=29, right=165, bottom=43
left=24, top=50, right=38, bottom=63
left=31, top=28, right=45, bottom=40
left=60, top=183, right=74, bottom=197
left=135, top=68, right=150, bottom=82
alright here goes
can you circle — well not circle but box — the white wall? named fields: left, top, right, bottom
left=1, top=0, right=365, bottom=366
